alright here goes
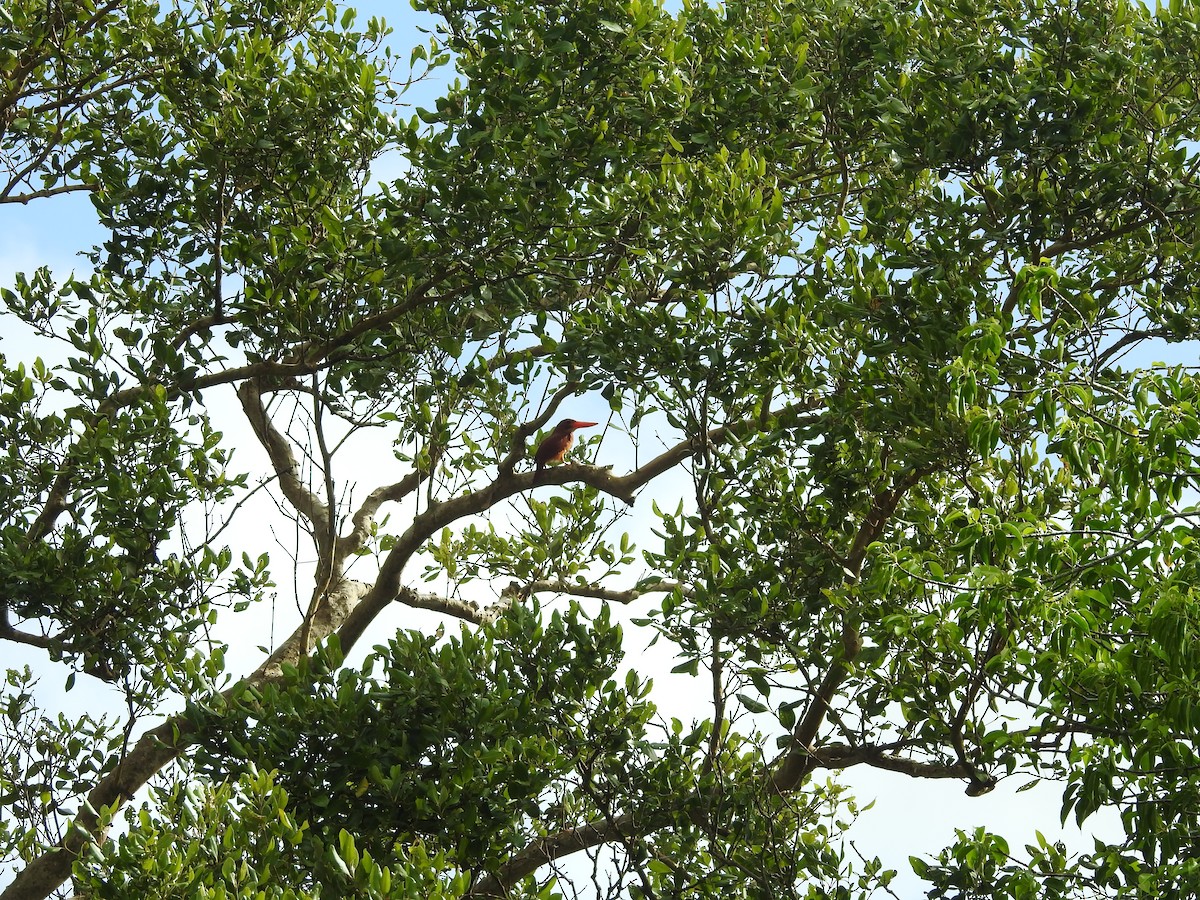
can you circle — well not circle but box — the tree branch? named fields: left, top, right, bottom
left=23, top=383, right=153, bottom=545
left=21, top=360, right=342, bottom=550
left=704, top=633, right=725, bottom=775
left=334, top=397, right=823, bottom=656
left=772, top=464, right=934, bottom=793
left=298, top=375, right=341, bottom=657
left=770, top=616, right=862, bottom=794
left=497, top=382, right=578, bottom=475
left=846, top=466, right=932, bottom=570
left=259, top=579, right=370, bottom=679
left=0, top=573, right=371, bottom=900
left=0, top=616, right=64, bottom=652
left=338, top=470, right=427, bottom=561
left=806, top=744, right=975, bottom=781
left=1041, top=211, right=1165, bottom=259
left=468, top=815, right=635, bottom=898
left=290, top=269, right=464, bottom=367
left=0, top=183, right=97, bottom=205
left=465, top=740, right=982, bottom=897
left=523, top=579, right=689, bottom=604
left=394, top=585, right=498, bottom=625
left=236, top=378, right=331, bottom=546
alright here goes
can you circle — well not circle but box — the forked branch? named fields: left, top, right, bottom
left=773, top=464, right=934, bottom=793
left=334, top=396, right=824, bottom=655
left=238, top=378, right=332, bottom=544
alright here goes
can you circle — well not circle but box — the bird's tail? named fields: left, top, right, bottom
left=532, top=462, right=546, bottom=485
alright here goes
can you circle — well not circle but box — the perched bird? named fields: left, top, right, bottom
left=533, top=419, right=598, bottom=483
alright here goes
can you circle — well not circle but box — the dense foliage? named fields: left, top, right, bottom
left=4, top=0, right=1200, bottom=896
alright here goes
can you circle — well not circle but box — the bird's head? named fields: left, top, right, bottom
left=554, top=419, right=598, bottom=433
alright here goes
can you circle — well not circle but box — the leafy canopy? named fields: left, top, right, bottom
left=3, top=0, right=1200, bottom=897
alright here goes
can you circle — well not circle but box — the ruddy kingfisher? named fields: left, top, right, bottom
left=533, top=418, right=598, bottom=483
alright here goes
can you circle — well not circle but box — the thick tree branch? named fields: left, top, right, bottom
left=339, top=470, right=427, bottom=561
left=1094, top=327, right=1170, bottom=370
left=608, top=399, right=821, bottom=499
left=24, top=473, right=71, bottom=547
left=19, top=272, right=536, bottom=558
left=846, top=466, right=932, bottom=570
left=0, top=616, right=63, bottom=651
left=704, top=634, right=725, bottom=775
left=471, top=738, right=983, bottom=896
left=260, top=579, right=370, bottom=678
left=468, top=740, right=981, bottom=898
left=394, top=585, right=497, bottom=625
left=0, top=714, right=187, bottom=900
left=1041, top=211, right=1169, bottom=259
left=298, top=376, right=341, bottom=656
left=770, top=617, right=862, bottom=794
